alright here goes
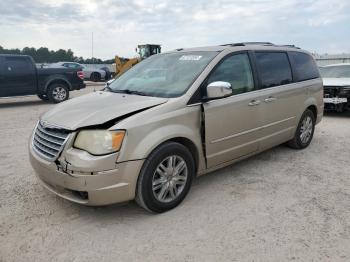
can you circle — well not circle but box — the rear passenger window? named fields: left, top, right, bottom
left=207, top=53, right=254, bottom=95
left=289, top=52, right=320, bottom=81
left=5, top=57, right=34, bottom=74
left=255, top=52, right=292, bottom=88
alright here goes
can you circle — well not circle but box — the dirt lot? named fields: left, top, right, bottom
left=0, top=84, right=349, bottom=262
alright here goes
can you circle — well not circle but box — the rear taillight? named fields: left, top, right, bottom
left=77, top=71, right=84, bottom=80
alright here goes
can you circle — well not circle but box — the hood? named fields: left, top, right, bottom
left=41, top=91, right=168, bottom=130
left=322, top=78, right=350, bottom=87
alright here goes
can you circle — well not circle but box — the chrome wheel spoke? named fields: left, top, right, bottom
left=174, top=178, right=186, bottom=186
left=168, top=156, right=175, bottom=168
left=169, top=184, right=176, bottom=198
left=152, top=178, right=166, bottom=191
left=158, top=184, right=169, bottom=201
left=174, top=160, right=186, bottom=174
left=156, top=163, right=167, bottom=176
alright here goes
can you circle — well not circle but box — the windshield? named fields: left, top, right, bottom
left=109, top=51, right=218, bottom=97
left=319, top=65, right=350, bottom=78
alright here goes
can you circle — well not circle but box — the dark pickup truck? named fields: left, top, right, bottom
left=0, top=54, right=86, bottom=103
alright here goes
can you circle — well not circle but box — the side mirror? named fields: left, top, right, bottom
left=104, top=79, right=115, bottom=90
left=206, top=81, right=232, bottom=100
left=106, top=79, right=115, bottom=86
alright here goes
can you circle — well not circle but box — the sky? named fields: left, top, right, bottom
left=0, top=0, right=350, bottom=59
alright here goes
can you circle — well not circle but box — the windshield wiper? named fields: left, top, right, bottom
left=104, top=85, right=113, bottom=92
left=113, top=89, right=149, bottom=96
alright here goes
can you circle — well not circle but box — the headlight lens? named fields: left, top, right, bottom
left=74, top=130, right=125, bottom=155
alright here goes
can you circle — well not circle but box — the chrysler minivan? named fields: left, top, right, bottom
left=29, top=43, right=323, bottom=212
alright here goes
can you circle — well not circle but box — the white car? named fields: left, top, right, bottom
left=320, top=63, right=350, bottom=112
left=50, top=62, right=106, bottom=82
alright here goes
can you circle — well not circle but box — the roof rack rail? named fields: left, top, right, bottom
left=277, top=44, right=300, bottom=49
left=221, top=42, right=300, bottom=49
left=221, top=42, right=273, bottom=46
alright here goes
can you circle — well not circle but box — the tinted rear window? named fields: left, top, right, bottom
left=289, top=52, right=320, bottom=81
left=255, top=52, right=293, bottom=88
left=4, top=57, right=34, bottom=74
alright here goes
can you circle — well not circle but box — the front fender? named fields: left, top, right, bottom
left=135, top=124, right=199, bottom=158
left=115, top=105, right=205, bottom=172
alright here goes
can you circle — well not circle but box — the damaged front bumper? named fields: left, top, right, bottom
left=323, top=97, right=347, bottom=104
left=323, top=86, right=350, bottom=111
left=29, top=132, right=144, bottom=206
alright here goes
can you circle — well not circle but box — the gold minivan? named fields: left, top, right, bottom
left=29, top=43, right=324, bottom=212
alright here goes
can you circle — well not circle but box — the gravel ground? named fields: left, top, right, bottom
left=0, top=84, right=349, bottom=262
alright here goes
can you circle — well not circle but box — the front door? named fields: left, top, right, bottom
left=203, top=53, right=263, bottom=168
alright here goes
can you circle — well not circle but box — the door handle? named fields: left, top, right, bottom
left=264, top=97, right=277, bottom=103
left=248, top=100, right=261, bottom=106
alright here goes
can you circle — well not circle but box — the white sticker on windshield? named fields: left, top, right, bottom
left=179, top=55, right=202, bottom=61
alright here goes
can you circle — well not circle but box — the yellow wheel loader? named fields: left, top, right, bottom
left=115, top=44, right=161, bottom=77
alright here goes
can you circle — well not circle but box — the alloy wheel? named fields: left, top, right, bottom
left=152, top=155, right=188, bottom=203
left=300, top=115, right=313, bottom=144
left=52, top=86, right=67, bottom=101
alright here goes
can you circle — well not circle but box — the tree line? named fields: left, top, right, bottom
left=0, top=46, right=115, bottom=64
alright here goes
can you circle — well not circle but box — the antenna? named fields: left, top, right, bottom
left=91, top=32, right=94, bottom=63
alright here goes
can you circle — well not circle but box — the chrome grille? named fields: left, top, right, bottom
left=32, top=121, right=70, bottom=161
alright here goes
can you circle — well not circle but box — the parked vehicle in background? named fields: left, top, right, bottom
left=0, top=55, right=85, bottom=103
left=320, top=63, right=350, bottom=112
left=50, top=62, right=106, bottom=82
left=99, top=66, right=111, bottom=80
left=29, top=43, right=323, bottom=213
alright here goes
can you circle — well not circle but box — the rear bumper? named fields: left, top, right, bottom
left=71, top=82, right=86, bottom=90
left=29, top=145, right=144, bottom=206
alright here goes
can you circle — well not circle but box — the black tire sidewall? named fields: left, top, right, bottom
left=137, top=142, right=195, bottom=213
left=47, top=84, right=69, bottom=103
left=37, top=94, right=48, bottom=101
left=90, top=72, right=100, bottom=82
left=295, top=110, right=315, bottom=149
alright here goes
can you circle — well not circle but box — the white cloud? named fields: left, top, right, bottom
left=0, top=0, right=349, bottom=59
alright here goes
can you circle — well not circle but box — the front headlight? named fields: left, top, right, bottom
left=74, top=130, right=125, bottom=155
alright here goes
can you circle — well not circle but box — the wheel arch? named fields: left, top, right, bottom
left=45, top=77, right=72, bottom=91
left=157, top=137, right=199, bottom=174
left=118, top=125, right=203, bottom=175
left=300, top=97, right=318, bottom=122
left=306, top=104, right=317, bottom=119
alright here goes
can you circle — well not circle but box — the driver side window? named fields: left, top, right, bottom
left=207, top=53, right=254, bottom=95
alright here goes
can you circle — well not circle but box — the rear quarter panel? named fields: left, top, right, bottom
left=37, top=68, right=82, bottom=91
left=303, top=78, right=324, bottom=124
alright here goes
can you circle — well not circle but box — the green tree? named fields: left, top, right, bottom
left=0, top=46, right=114, bottom=64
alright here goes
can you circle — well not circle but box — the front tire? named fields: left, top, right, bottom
left=136, top=142, right=195, bottom=213
left=37, top=94, right=49, bottom=101
left=288, top=109, right=315, bottom=149
left=47, top=83, right=69, bottom=103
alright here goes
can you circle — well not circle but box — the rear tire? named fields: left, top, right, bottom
left=288, top=109, right=315, bottom=149
left=90, top=72, right=101, bottom=82
left=47, top=83, right=69, bottom=103
left=135, top=142, right=195, bottom=213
